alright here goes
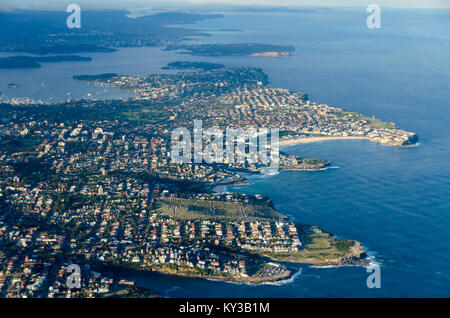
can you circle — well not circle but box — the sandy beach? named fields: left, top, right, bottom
left=279, top=136, right=370, bottom=146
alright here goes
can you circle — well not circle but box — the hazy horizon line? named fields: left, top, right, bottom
left=1, top=0, right=450, bottom=11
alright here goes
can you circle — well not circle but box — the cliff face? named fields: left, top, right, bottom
left=370, top=132, right=419, bottom=146
left=297, top=242, right=366, bottom=266
left=402, top=133, right=419, bottom=146
left=339, top=241, right=367, bottom=265
left=279, top=159, right=331, bottom=171
left=150, top=264, right=293, bottom=284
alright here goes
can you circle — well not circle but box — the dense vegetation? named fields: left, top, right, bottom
left=162, top=61, right=226, bottom=71
left=0, top=10, right=221, bottom=54
left=165, top=43, right=296, bottom=56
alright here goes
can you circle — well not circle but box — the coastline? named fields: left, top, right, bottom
left=209, top=161, right=368, bottom=278
left=108, top=263, right=296, bottom=285
left=279, top=136, right=370, bottom=146
left=106, top=137, right=371, bottom=286
left=149, top=266, right=294, bottom=285
left=264, top=238, right=368, bottom=267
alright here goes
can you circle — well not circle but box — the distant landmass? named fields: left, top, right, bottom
left=0, top=55, right=92, bottom=69
left=162, top=61, right=226, bottom=71
left=22, top=45, right=116, bottom=55
left=7, top=82, right=19, bottom=88
left=164, top=43, right=295, bottom=57
left=0, top=11, right=221, bottom=55
left=72, top=73, right=118, bottom=81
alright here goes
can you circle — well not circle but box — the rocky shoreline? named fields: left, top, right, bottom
left=266, top=240, right=367, bottom=267
left=148, top=266, right=294, bottom=284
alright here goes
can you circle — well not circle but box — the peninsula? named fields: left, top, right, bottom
left=164, top=43, right=296, bottom=57
left=76, top=65, right=418, bottom=147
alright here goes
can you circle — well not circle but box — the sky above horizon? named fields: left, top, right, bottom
left=1, top=0, right=450, bottom=10
left=188, top=0, right=450, bottom=8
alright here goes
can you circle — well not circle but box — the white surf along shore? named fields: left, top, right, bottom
left=279, top=136, right=370, bottom=146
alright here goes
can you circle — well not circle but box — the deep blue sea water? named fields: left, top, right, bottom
left=2, top=7, right=449, bottom=297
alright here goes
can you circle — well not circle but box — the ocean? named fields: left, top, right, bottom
left=2, top=7, right=449, bottom=297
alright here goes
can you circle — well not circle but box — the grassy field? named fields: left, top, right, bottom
left=336, top=110, right=397, bottom=129
left=266, top=225, right=358, bottom=264
left=0, top=136, right=42, bottom=154
left=122, top=108, right=169, bottom=123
